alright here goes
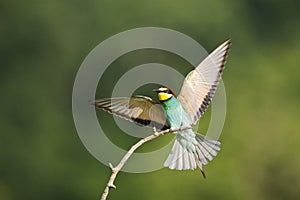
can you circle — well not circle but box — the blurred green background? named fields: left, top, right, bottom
left=1, top=0, right=300, bottom=199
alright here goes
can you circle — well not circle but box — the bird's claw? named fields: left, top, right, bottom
left=152, top=126, right=157, bottom=133
left=179, top=122, right=184, bottom=131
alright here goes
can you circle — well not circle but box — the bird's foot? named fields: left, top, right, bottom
left=152, top=126, right=157, bottom=133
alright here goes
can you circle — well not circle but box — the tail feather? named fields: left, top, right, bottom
left=182, top=149, right=190, bottom=169
left=188, top=152, right=197, bottom=169
left=177, top=144, right=183, bottom=170
left=164, top=133, right=221, bottom=177
left=199, top=145, right=214, bottom=161
left=169, top=140, right=180, bottom=169
left=164, top=140, right=196, bottom=170
left=195, top=145, right=209, bottom=164
left=196, top=134, right=221, bottom=146
left=194, top=154, right=206, bottom=178
left=195, top=134, right=221, bottom=152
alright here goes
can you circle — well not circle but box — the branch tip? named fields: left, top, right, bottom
left=108, top=163, right=114, bottom=170
left=108, top=184, right=116, bottom=189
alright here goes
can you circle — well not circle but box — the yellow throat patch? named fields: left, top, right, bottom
left=158, top=92, right=172, bottom=101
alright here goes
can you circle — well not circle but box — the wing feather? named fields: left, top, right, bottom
left=93, top=96, right=170, bottom=130
left=178, top=39, right=231, bottom=124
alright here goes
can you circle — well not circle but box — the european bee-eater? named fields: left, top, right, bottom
left=94, top=39, right=231, bottom=177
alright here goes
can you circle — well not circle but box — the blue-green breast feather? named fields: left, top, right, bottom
left=161, top=96, right=198, bottom=152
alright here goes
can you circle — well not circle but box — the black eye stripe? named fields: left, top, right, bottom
left=157, top=87, right=173, bottom=94
left=159, top=90, right=171, bottom=94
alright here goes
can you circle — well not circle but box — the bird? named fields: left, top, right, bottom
left=93, top=39, right=231, bottom=178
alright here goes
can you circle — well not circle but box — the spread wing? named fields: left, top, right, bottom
left=178, top=39, right=231, bottom=124
left=93, top=96, right=170, bottom=130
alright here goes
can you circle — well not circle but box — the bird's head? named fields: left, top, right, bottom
left=153, top=86, right=176, bottom=101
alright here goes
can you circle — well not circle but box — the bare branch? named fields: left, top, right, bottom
left=100, top=126, right=192, bottom=200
